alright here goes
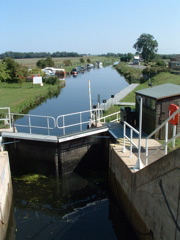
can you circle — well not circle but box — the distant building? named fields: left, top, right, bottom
left=133, top=55, right=140, bottom=65
left=169, top=55, right=180, bottom=71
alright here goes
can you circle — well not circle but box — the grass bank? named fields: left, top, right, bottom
left=0, top=82, right=62, bottom=113
left=105, top=71, right=180, bottom=115
left=115, top=62, right=142, bottom=83
left=104, top=71, right=180, bottom=150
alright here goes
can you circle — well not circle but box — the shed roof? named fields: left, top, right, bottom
left=135, top=83, right=180, bottom=100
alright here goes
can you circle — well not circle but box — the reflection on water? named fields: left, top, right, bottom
left=10, top=171, right=137, bottom=240
left=15, top=66, right=129, bottom=136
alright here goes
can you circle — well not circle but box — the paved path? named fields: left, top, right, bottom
left=99, top=83, right=139, bottom=110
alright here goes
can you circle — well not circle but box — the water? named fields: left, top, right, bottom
left=11, top=171, right=137, bottom=240
left=15, top=66, right=129, bottom=135
left=8, top=66, right=137, bottom=240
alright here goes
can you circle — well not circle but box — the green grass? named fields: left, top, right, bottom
left=105, top=71, right=180, bottom=150
left=0, top=56, right=117, bottom=114
left=15, top=56, right=118, bottom=73
left=120, top=72, right=180, bottom=103
left=101, top=72, right=180, bottom=119
left=0, top=82, right=61, bottom=113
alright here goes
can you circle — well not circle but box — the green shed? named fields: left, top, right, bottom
left=135, top=83, right=180, bottom=139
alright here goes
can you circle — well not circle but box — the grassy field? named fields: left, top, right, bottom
left=0, top=56, right=118, bottom=113
left=15, top=56, right=118, bottom=73
left=0, top=82, right=62, bottom=113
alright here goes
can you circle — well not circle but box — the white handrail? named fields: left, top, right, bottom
left=1, top=108, right=120, bottom=136
left=56, top=109, right=99, bottom=135
left=123, top=121, right=139, bottom=157
left=11, top=113, right=56, bottom=135
left=122, top=108, right=179, bottom=168
left=0, top=107, right=12, bottom=128
left=146, top=108, right=180, bottom=139
left=145, top=108, right=180, bottom=165
left=98, top=111, right=120, bottom=123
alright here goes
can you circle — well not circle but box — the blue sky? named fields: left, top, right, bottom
left=1, top=0, right=180, bottom=55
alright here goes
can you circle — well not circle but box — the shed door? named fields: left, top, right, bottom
left=159, top=100, right=171, bottom=139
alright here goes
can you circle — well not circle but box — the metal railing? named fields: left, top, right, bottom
left=1, top=107, right=120, bottom=136
left=98, top=111, right=120, bottom=123
left=0, top=107, right=12, bottom=128
left=11, top=113, right=56, bottom=135
left=122, top=121, right=140, bottom=157
left=145, top=108, right=180, bottom=166
left=122, top=108, right=180, bottom=168
left=56, top=109, right=99, bottom=135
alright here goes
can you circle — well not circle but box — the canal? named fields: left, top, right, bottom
left=15, top=65, right=129, bottom=135
left=7, top=65, right=137, bottom=240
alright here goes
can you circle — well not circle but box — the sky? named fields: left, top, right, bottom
left=1, top=0, right=180, bottom=55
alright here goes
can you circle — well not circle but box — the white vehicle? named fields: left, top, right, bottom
left=42, top=67, right=66, bottom=76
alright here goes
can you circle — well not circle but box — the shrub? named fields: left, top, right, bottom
left=155, top=59, right=167, bottom=67
left=44, top=76, right=58, bottom=85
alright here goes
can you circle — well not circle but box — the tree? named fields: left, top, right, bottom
left=0, top=61, right=10, bottom=81
left=2, top=57, right=19, bottom=81
left=2, top=57, right=28, bottom=84
left=36, top=57, right=55, bottom=68
left=79, top=58, right=85, bottom=64
left=45, top=57, right=55, bottom=67
left=133, top=33, right=158, bottom=62
left=36, top=59, right=46, bottom=68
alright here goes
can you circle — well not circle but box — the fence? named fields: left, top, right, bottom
left=0, top=108, right=120, bottom=136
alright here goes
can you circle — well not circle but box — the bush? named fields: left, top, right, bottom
left=142, top=66, right=170, bottom=79
left=155, top=59, right=167, bottom=67
left=44, top=76, right=58, bottom=85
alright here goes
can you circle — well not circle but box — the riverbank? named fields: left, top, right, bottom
left=105, top=71, right=180, bottom=114
left=104, top=71, right=180, bottom=150
left=0, top=81, right=63, bottom=114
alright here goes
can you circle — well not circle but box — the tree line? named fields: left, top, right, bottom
left=0, top=51, right=82, bottom=59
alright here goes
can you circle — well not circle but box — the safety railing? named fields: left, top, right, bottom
left=122, top=108, right=180, bottom=168
left=122, top=121, right=140, bottom=157
left=145, top=108, right=180, bottom=166
left=11, top=113, right=56, bottom=135
left=0, top=107, right=12, bottom=128
left=56, top=109, right=103, bottom=135
left=98, top=111, right=120, bottom=123
left=1, top=107, right=120, bottom=136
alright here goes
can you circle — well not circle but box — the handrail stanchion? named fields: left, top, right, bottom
left=134, top=96, right=144, bottom=170
left=11, top=114, right=15, bottom=132
left=62, top=116, right=65, bottom=135
left=47, top=118, right=50, bottom=135
left=172, top=125, right=176, bottom=148
left=122, top=123, right=126, bottom=152
left=28, top=115, right=32, bottom=134
left=130, top=128, right=133, bottom=157
left=165, top=122, right=168, bottom=155
left=80, top=112, right=82, bottom=131
left=8, top=107, right=11, bottom=129
left=145, top=138, right=148, bottom=166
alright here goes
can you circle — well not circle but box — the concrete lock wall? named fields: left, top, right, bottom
left=0, top=151, right=13, bottom=240
left=109, top=146, right=180, bottom=240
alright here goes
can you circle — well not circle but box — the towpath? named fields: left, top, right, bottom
left=99, top=83, right=139, bottom=110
